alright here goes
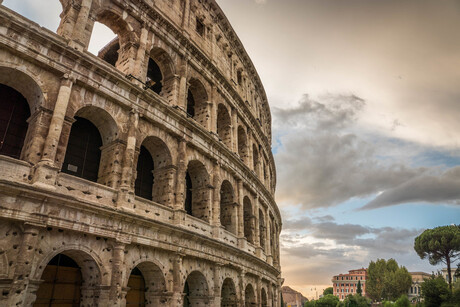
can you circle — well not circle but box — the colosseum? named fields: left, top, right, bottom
left=0, top=0, right=281, bottom=306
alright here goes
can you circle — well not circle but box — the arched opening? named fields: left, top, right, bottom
left=220, top=180, right=236, bottom=234
left=184, top=160, right=210, bottom=222
left=243, top=197, right=254, bottom=244
left=221, top=278, right=237, bottom=307
left=237, top=126, right=248, bottom=162
left=146, top=58, right=163, bottom=94
left=186, top=89, right=195, bottom=118
left=0, top=84, right=31, bottom=160
left=126, top=267, right=146, bottom=306
left=217, top=104, right=232, bottom=148
left=183, top=271, right=209, bottom=306
left=89, top=10, right=137, bottom=74
left=261, top=287, right=268, bottom=307
left=135, top=136, right=174, bottom=205
left=252, top=144, right=259, bottom=174
left=62, top=117, right=102, bottom=182
left=187, top=79, right=208, bottom=128
left=34, top=254, right=82, bottom=306
left=89, top=22, right=118, bottom=65
left=135, top=145, right=154, bottom=200
left=126, top=261, right=167, bottom=306
left=244, top=284, right=256, bottom=307
left=259, top=208, right=266, bottom=250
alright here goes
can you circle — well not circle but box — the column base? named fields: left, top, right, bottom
left=30, top=161, right=59, bottom=189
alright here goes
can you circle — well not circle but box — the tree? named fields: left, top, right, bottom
left=323, top=287, right=333, bottom=296
left=343, top=294, right=371, bottom=307
left=394, top=295, right=410, bottom=307
left=357, top=280, right=362, bottom=296
left=414, top=225, right=460, bottom=291
left=420, top=275, right=450, bottom=307
left=315, top=294, right=339, bottom=307
left=367, top=258, right=412, bottom=301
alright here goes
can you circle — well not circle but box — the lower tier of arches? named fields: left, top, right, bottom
left=0, top=219, right=280, bottom=307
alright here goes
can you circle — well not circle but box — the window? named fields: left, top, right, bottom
left=196, top=18, right=205, bottom=36
left=134, top=146, right=154, bottom=200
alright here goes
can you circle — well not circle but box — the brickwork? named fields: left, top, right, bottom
left=0, top=0, right=281, bottom=306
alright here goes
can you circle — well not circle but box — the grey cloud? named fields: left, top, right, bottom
left=362, top=167, right=460, bottom=210
left=274, top=94, right=424, bottom=209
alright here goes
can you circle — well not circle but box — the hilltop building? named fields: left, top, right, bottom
left=0, top=0, right=281, bottom=305
left=408, top=272, right=430, bottom=302
left=332, top=268, right=367, bottom=300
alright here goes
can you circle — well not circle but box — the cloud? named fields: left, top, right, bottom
left=274, top=94, right=424, bottom=209
left=254, top=0, right=267, bottom=4
left=281, top=218, right=425, bottom=285
left=362, top=167, right=460, bottom=210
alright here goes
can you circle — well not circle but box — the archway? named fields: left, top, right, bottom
left=146, top=47, right=175, bottom=98
left=34, top=250, right=102, bottom=306
left=183, top=271, right=209, bottom=306
left=259, top=208, right=266, bottom=250
left=221, top=278, right=237, bottom=307
left=126, top=267, right=146, bottom=306
left=135, top=145, right=154, bottom=200
left=261, top=287, right=268, bottom=307
left=237, top=126, right=248, bottom=162
left=217, top=104, right=232, bottom=148
left=0, top=84, right=31, bottom=160
left=125, top=261, right=167, bottom=306
left=244, top=284, right=256, bottom=307
left=220, top=180, right=236, bottom=234
left=187, top=79, right=208, bottom=128
left=243, top=197, right=254, bottom=244
left=184, top=160, right=210, bottom=222
left=62, top=117, right=102, bottom=182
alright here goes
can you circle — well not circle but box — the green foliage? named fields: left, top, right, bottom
left=305, top=294, right=339, bottom=307
left=356, top=280, right=362, bottom=296
left=367, top=258, right=412, bottom=301
left=323, top=287, right=333, bottom=296
left=342, top=294, right=371, bottom=307
left=421, top=275, right=451, bottom=307
left=414, top=225, right=460, bottom=290
left=394, top=295, right=410, bottom=307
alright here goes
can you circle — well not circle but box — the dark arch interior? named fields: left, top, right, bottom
left=62, top=116, right=102, bottom=182
left=221, top=278, right=237, bottom=307
left=126, top=266, right=146, bottom=307
left=135, top=145, right=154, bottom=200
left=34, top=254, right=82, bottom=306
left=185, top=171, right=193, bottom=215
left=146, top=58, right=163, bottom=94
left=243, top=199, right=254, bottom=244
left=0, top=84, right=30, bottom=160
left=186, top=89, right=195, bottom=118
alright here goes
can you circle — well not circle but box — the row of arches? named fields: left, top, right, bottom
left=0, top=80, right=280, bottom=262
left=32, top=251, right=274, bottom=306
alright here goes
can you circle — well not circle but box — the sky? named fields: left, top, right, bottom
left=4, top=0, right=460, bottom=300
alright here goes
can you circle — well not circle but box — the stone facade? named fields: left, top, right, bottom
left=332, top=268, right=367, bottom=301
left=0, top=0, right=281, bottom=306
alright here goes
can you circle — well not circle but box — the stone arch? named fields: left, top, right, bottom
left=244, top=283, right=256, bottom=307
left=146, top=47, right=176, bottom=98
left=135, top=136, right=174, bottom=205
left=62, top=106, right=119, bottom=184
left=0, top=66, right=47, bottom=163
left=243, top=196, right=254, bottom=244
left=237, top=125, right=248, bottom=163
left=221, top=277, right=237, bottom=307
left=252, top=143, right=259, bottom=174
left=217, top=104, right=232, bottom=148
left=259, top=208, right=266, bottom=250
left=220, top=180, right=236, bottom=234
left=33, top=245, right=106, bottom=285
left=261, top=287, right=268, bottom=307
left=33, top=248, right=106, bottom=305
left=183, top=270, right=210, bottom=306
left=90, top=8, right=139, bottom=74
left=187, top=78, right=209, bottom=128
left=185, top=160, right=211, bottom=222
left=125, top=261, right=167, bottom=306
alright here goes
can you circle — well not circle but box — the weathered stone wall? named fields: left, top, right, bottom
left=0, top=0, right=281, bottom=306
